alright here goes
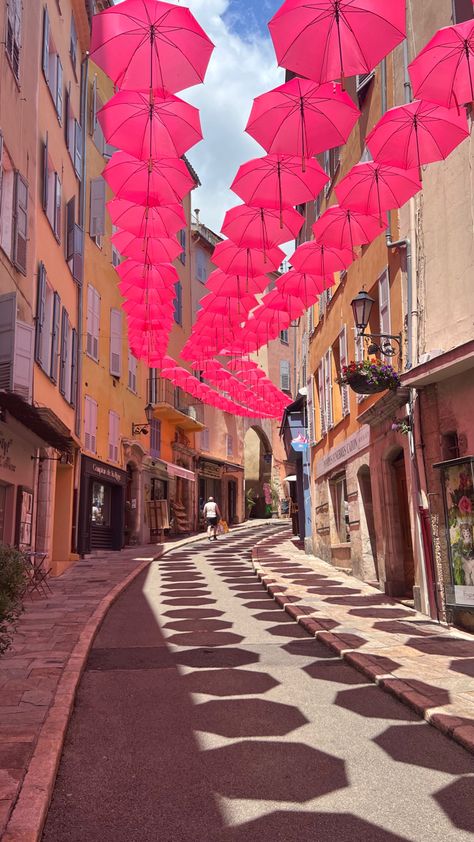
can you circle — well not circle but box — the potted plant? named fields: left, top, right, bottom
left=338, top=358, right=401, bottom=395
left=0, top=545, right=26, bottom=656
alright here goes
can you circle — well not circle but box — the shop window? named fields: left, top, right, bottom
left=108, top=410, right=120, bottom=462
left=84, top=395, right=98, bottom=453
left=150, top=419, right=161, bottom=458
left=42, top=7, right=63, bottom=123
left=330, top=474, right=350, bottom=543
left=110, top=308, right=122, bottom=376
left=34, top=264, right=61, bottom=383
left=452, top=0, right=473, bottom=22
left=5, top=0, right=21, bottom=79
left=280, top=359, right=290, bottom=392
left=92, top=481, right=110, bottom=526
left=86, top=284, right=100, bottom=361
left=42, top=136, right=61, bottom=240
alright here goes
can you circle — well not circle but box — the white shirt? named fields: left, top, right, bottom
left=203, top=501, right=218, bottom=517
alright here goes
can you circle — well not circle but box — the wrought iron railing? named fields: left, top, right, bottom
left=147, top=376, right=204, bottom=425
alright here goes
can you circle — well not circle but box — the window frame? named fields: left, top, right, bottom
left=5, top=0, right=21, bottom=80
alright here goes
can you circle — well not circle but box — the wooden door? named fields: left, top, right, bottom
left=393, top=454, right=415, bottom=594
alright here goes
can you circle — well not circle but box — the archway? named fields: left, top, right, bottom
left=243, top=426, right=272, bottom=518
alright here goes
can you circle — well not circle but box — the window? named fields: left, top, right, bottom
left=442, top=431, right=460, bottom=460
left=84, top=396, right=98, bottom=453
left=42, top=137, right=61, bottom=240
left=323, top=146, right=340, bottom=194
left=90, top=79, right=107, bottom=155
left=70, top=12, right=77, bottom=74
left=330, top=474, right=350, bottom=543
left=178, top=228, right=186, bottom=264
left=86, top=285, right=100, bottom=361
left=108, top=411, right=120, bottom=462
left=339, top=326, right=350, bottom=417
left=200, top=428, right=209, bottom=451
left=174, top=281, right=183, bottom=325
left=42, top=7, right=63, bottom=122
left=453, top=0, right=473, bottom=22
left=280, top=329, right=289, bottom=344
left=150, top=418, right=161, bottom=458
left=378, top=269, right=391, bottom=360
left=59, top=307, right=73, bottom=403
left=110, top=308, right=122, bottom=376
left=65, top=87, right=82, bottom=177
left=354, top=328, right=367, bottom=403
left=0, top=292, right=34, bottom=402
left=6, top=0, right=21, bottom=79
left=226, top=434, right=234, bottom=457
left=302, top=332, right=308, bottom=386
left=66, top=197, right=83, bottom=283
left=128, top=350, right=137, bottom=393
left=34, top=263, right=61, bottom=382
left=89, top=176, right=106, bottom=242
left=356, top=71, right=375, bottom=101
left=0, top=141, right=28, bottom=276
left=280, top=360, right=290, bottom=392
left=111, top=226, right=121, bottom=267
left=196, top=247, right=207, bottom=282
left=307, top=375, right=315, bottom=444
left=317, top=349, right=333, bottom=436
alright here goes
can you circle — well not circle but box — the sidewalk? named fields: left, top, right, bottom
left=0, top=519, right=281, bottom=839
left=252, top=530, right=474, bottom=757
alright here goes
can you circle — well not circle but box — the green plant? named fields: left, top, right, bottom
left=0, top=545, right=26, bottom=656
left=338, top=358, right=401, bottom=390
left=246, top=488, right=256, bottom=514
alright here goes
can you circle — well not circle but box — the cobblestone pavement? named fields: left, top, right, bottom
left=41, top=526, right=473, bottom=842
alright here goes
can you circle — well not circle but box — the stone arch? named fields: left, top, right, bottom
left=243, top=424, right=273, bottom=519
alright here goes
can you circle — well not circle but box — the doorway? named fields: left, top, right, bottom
left=392, top=451, right=415, bottom=596
left=227, top=479, right=237, bottom=524
left=358, top=465, right=378, bottom=580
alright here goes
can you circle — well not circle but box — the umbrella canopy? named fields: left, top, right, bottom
left=199, top=292, right=257, bottom=316
left=227, top=358, right=260, bottom=372
left=246, top=78, right=360, bottom=158
left=205, top=268, right=269, bottom=297
left=107, top=199, right=186, bottom=238
left=312, top=205, right=385, bottom=250
left=122, top=300, right=175, bottom=318
left=291, top=241, right=353, bottom=276
left=98, top=89, right=203, bottom=161
left=211, top=241, right=284, bottom=276
left=366, top=100, right=469, bottom=172
left=103, top=152, right=195, bottom=206
left=118, top=281, right=177, bottom=303
left=112, top=230, right=182, bottom=264
left=90, top=0, right=214, bottom=94
left=268, top=0, right=405, bottom=85
left=221, top=205, right=304, bottom=249
left=408, top=20, right=474, bottom=109
left=230, top=154, right=329, bottom=212
left=261, top=289, right=306, bottom=320
left=277, top=269, right=330, bottom=306
left=115, top=260, right=179, bottom=288
left=335, top=162, right=422, bottom=221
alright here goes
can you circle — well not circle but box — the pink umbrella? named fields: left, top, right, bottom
left=230, top=154, right=328, bottom=217
left=212, top=241, right=284, bottom=276
left=206, top=268, right=269, bottom=297
left=290, top=241, right=353, bottom=276
left=335, top=162, right=422, bottom=222
left=221, top=205, right=304, bottom=249
left=118, top=282, right=177, bottom=303
left=312, top=205, right=385, bottom=251
left=98, top=89, right=203, bottom=161
left=115, top=260, right=178, bottom=289
left=366, top=100, right=469, bottom=174
left=227, top=358, right=259, bottom=372
left=90, top=0, right=214, bottom=94
left=262, top=289, right=306, bottom=321
left=246, top=78, right=360, bottom=159
left=408, top=20, right=474, bottom=109
left=199, top=292, right=257, bottom=316
left=268, top=0, right=405, bottom=86
left=112, top=230, right=182, bottom=264
left=122, top=300, right=175, bottom=318
left=103, top=152, right=195, bottom=206
left=107, top=199, right=186, bottom=238
left=277, top=270, right=330, bottom=306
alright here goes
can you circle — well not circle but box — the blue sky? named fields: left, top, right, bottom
left=223, top=0, right=281, bottom=39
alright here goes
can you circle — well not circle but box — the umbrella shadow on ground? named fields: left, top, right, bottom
left=374, top=724, right=474, bottom=775
left=218, top=811, right=412, bottom=842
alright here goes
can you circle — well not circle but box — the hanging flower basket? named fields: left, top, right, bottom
left=338, top=359, right=401, bottom=395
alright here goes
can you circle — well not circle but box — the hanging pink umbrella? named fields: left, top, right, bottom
left=108, top=199, right=186, bottom=238
left=115, top=260, right=178, bottom=289
left=366, top=100, right=469, bottom=174
left=230, top=154, right=328, bottom=216
left=335, top=162, right=422, bottom=222
left=98, top=89, right=203, bottom=161
left=90, top=0, right=214, bottom=94
left=221, top=205, right=304, bottom=249
left=118, top=281, right=177, bottom=303
left=262, top=289, right=306, bottom=321
left=227, top=358, right=259, bottom=372
left=277, top=270, right=330, bottom=306
left=206, top=268, right=269, bottom=297
left=103, top=152, right=195, bottom=206
left=246, top=78, right=360, bottom=158
left=122, top=300, right=175, bottom=318
left=291, top=241, right=353, bottom=276
left=268, top=0, right=405, bottom=86
left=408, top=20, right=474, bottom=109
left=199, top=292, right=257, bottom=316
left=112, top=230, right=182, bottom=264
left=212, top=241, right=284, bottom=276
left=313, top=205, right=385, bottom=251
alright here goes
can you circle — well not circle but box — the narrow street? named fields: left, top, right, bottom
left=42, top=526, right=473, bottom=842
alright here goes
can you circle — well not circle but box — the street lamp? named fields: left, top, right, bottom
left=131, top=403, right=154, bottom=436
left=350, top=288, right=402, bottom=359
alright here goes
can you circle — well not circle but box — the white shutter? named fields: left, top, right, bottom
left=307, top=375, right=314, bottom=444
left=90, top=399, right=97, bottom=454
left=110, top=309, right=121, bottom=375
left=56, top=56, right=63, bottom=122
left=318, top=361, right=326, bottom=437
left=280, top=360, right=290, bottom=392
left=354, top=329, right=367, bottom=403
left=379, top=269, right=391, bottom=359
left=84, top=395, right=91, bottom=451
left=86, top=285, right=93, bottom=357
left=128, top=351, right=137, bottom=392
left=13, top=321, right=33, bottom=401
left=325, top=348, right=333, bottom=429
left=0, top=291, right=16, bottom=392
left=108, top=411, right=116, bottom=461
left=339, top=325, right=350, bottom=417
left=90, top=177, right=106, bottom=237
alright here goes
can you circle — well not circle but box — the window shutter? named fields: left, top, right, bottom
left=72, top=224, right=83, bottom=284
left=379, top=270, right=391, bottom=359
left=34, top=263, right=46, bottom=363
left=280, top=360, right=290, bottom=392
left=0, top=292, right=16, bottom=392
left=90, top=77, right=97, bottom=135
left=110, top=308, right=121, bottom=376
left=70, top=14, right=77, bottom=69
left=318, top=361, right=326, bottom=436
left=54, top=173, right=61, bottom=239
left=128, top=351, right=137, bottom=392
left=307, top=375, right=314, bottom=444
left=50, top=291, right=61, bottom=383
left=354, top=329, right=367, bottom=402
left=74, top=120, right=82, bottom=177
left=90, top=399, right=97, bottom=453
left=0, top=133, right=4, bottom=212
left=86, top=285, right=93, bottom=357
left=70, top=328, right=78, bottom=407
left=42, top=136, right=48, bottom=211
left=325, top=348, right=333, bottom=429
left=108, top=411, right=114, bottom=461
left=56, top=56, right=63, bottom=122
left=93, top=288, right=100, bottom=359
left=150, top=418, right=161, bottom=457
left=13, top=172, right=28, bottom=274
left=339, top=326, right=350, bottom=417
left=196, top=248, right=206, bottom=282
left=84, top=396, right=90, bottom=451
left=178, top=228, right=186, bottom=264
left=89, top=177, right=106, bottom=237
left=174, top=281, right=182, bottom=324
left=65, top=83, right=72, bottom=151
left=42, top=6, right=50, bottom=81
left=66, top=196, right=75, bottom=260
left=59, top=307, right=69, bottom=395
left=13, top=321, right=33, bottom=402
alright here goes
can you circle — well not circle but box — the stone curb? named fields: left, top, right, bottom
left=251, top=537, right=474, bottom=758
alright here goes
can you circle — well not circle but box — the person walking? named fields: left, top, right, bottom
left=203, top=496, right=221, bottom=541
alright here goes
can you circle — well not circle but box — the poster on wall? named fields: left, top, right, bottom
left=437, top=458, right=474, bottom=607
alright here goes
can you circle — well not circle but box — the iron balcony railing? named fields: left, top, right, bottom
left=147, top=376, right=204, bottom=425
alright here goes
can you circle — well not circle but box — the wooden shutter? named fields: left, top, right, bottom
left=307, top=375, right=314, bottom=444
left=339, top=326, right=350, bottom=417
left=42, top=6, right=50, bottom=81
left=34, top=263, right=46, bottom=363
left=128, top=351, right=137, bottom=392
left=325, top=348, right=333, bottom=429
left=280, top=360, right=290, bottom=391
left=56, top=55, right=63, bottom=122
left=74, top=120, right=82, bottom=177
left=90, top=400, right=97, bottom=453
left=108, top=411, right=119, bottom=462
left=318, top=361, right=326, bottom=436
left=90, top=77, right=97, bottom=135
left=54, top=173, right=61, bottom=239
left=13, top=321, right=33, bottom=401
left=379, top=269, right=391, bottom=359
left=173, top=281, right=182, bottom=324
left=59, top=307, right=69, bottom=396
left=85, top=396, right=97, bottom=453
left=42, top=135, right=48, bottom=211
left=89, top=177, right=106, bottom=237
left=13, top=172, right=28, bottom=274
left=66, top=197, right=75, bottom=260
left=0, top=292, right=16, bottom=392
left=70, top=328, right=78, bottom=407
left=110, top=308, right=121, bottom=376
left=150, top=418, right=161, bottom=457
left=50, top=291, right=61, bottom=382
left=86, top=285, right=94, bottom=357
left=72, top=224, right=83, bottom=284
left=0, top=133, right=4, bottom=213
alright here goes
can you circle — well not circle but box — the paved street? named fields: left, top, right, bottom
left=42, top=525, right=473, bottom=842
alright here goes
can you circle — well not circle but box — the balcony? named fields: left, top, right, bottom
left=148, top=377, right=205, bottom=432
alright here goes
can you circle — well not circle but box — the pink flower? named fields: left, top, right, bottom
left=459, top=495, right=472, bottom=515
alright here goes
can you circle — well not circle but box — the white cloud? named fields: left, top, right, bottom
left=182, top=0, right=283, bottom=235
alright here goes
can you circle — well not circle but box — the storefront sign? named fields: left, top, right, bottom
left=0, top=432, right=16, bottom=473
left=199, top=460, right=223, bottom=479
left=91, top=462, right=124, bottom=484
left=82, top=456, right=127, bottom=486
left=315, top=426, right=370, bottom=479
left=435, top=457, right=474, bottom=608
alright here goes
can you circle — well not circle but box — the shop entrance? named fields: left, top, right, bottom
left=91, top=480, right=113, bottom=549
left=391, top=450, right=415, bottom=596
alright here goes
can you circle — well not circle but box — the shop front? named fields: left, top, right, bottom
left=78, top=456, right=127, bottom=554
left=197, top=457, right=244, bottom=525
left=0, top=415, right=39, bottom=549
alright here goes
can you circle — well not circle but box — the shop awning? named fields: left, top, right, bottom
left=162, top=461, right=196, bottom=482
